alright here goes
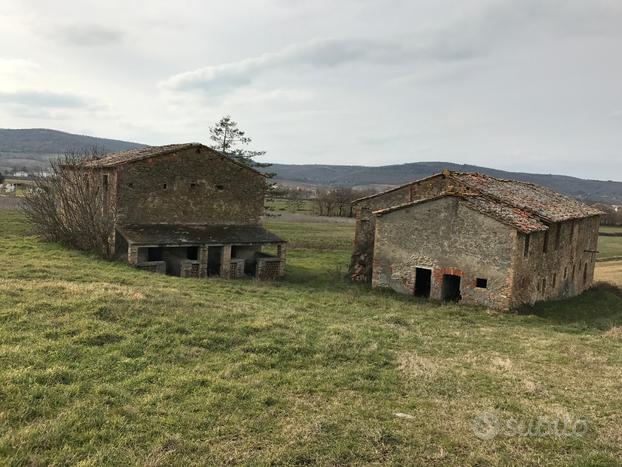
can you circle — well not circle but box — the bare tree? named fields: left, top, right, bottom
left=22, top=149, right=116, bottom=258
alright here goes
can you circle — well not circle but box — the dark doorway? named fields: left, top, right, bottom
left=441, top=274, right=461, bottom=302
left=208, top=247, right=223, bottom=276
left=414, top=268, right=432, bottom=298
left=147, top=247, right=163, bottom=262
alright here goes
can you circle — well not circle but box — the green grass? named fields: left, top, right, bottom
left=597, top=236, right=622, bottom=260
left=266, top=197, right=314, bottom=214
left=600, top=225, right=622, bottom=234
left=1, top=209, right=622, bottom=465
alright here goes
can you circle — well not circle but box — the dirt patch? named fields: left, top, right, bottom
left=595, top=262, right=622, bottom=287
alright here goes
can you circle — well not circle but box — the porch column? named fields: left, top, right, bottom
left=277, top=243, right=287, bottom=276
left=220, top=244, right=232, bottom=279
left=128, top=244, right=139, bottom=265
left=199, top=245, right=209, bottom=278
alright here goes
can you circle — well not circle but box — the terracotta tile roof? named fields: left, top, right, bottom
left=449, top=172, right=603, bottom=223
left=373, top=194, right=548, bottom=233
left=81, top=143, right=200, bottom=168
left=118, top=224, right=285, bottom=245
left=79, top=143, right=266, bottom=176
left=366, top=170, right=602, bottom=232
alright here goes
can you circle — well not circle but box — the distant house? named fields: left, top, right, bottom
left=350, top=170, right=602, bottom=309
left=12, top=171, right=29, bottom=178
left=77, top=143, right=286, bottom=279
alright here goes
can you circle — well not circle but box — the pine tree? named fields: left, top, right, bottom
left=209, top=116, right=272, bottom=173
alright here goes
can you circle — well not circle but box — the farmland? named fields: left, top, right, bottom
left=1, top=209, right=621, bottom=465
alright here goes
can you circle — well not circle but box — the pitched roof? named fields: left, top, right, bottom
left=79, top=143, right=266, bottom=176
left=362, top=170, right=602, bottom=229
left=374, top=194, right=548, bottom=234
left=117, top=224, right=285, bottom=246
left=450, top=172, right=602, bottom=223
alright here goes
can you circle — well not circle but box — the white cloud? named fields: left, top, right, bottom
left=50, top=23, right=124, bottom=47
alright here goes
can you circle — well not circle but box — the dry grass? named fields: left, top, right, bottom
left=595, top=260, right=622, bottom=286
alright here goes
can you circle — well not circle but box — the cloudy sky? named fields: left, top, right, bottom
left=1, top=0, right=621, bottom=179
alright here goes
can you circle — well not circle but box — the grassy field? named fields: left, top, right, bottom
left=597, top=236, right=622, bottom=260
left=600, top=225, right=622, bottom=234
left=266, top=197, right=315, bottom=215
left=1, top=210, right=622, bottom=465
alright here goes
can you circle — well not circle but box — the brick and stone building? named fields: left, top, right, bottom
left=79, top=143, right=286, bottom=279
left=350, top=170, right=602, bottom=309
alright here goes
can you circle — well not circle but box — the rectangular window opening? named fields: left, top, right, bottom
left=476, top=278, right=488, bottom=289
left=552, top=273, right=557, bottom=288
left=163, top=183, right=168, bottom=190
left=190, top=182, right=197, bottom=189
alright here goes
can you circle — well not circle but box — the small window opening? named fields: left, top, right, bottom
left=163, top=183, right=168, bottom=190
left=552, top=273, right=557, bottom=287
left=583, top=263, right=588, bottom=285
left=542, top=278, right=546, bottom=293
left=216, top=184, right=224, bottom=191
left=128, top=182, right=134, bottom=188
left=476, top=278, right=488, bottom=289
left=572, top=264, right=575, bottom=279
left=190, top=182, right=197, bottom=189
left=102, top=174, right=109, bottom=191
left=523, top=234, right=530, bottom=258
left=564, top=267, right=568, bottom=279
left=543, top=230, right=549, bottom=253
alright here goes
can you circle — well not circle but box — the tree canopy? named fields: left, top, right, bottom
left=209, top=116, right=271, bottom=172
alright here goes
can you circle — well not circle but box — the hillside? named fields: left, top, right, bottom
left=1, top=128, right=621, bottom=203
left=0, top=210, right=621, bottom=464
left=0, top=128, right=144, bottom=170
left=271, top=162, right=622, bottom=204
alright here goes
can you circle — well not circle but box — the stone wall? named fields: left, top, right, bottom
left=372, top=197, right=515, bottom=309
left=350, top=174, right=447, bottom=281
left=114, top=147, right=265, bottom=226
left=510, top=215, right=600, bottom=306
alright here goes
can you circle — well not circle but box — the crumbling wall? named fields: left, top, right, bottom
left=511, top=215, right=601, bottom=306
left=350, top=174, right=448, bottom=282
left=115, top=147, right=265, bottom=226
left=372, top=197, right=515, bottom=309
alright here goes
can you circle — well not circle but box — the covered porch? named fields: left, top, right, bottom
left=116, top=224, right=286, bottom=280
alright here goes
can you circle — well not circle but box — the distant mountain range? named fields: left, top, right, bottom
left=1, top=128, right=620, bottom=204
left=0, top=128, right=144, bottom=170
left=270, top=162, right=622, bottom=204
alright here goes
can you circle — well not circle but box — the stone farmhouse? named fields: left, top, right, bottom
left=78, top=143, right=286, bottom=279
left=350, top=170, right=602, bottom=309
